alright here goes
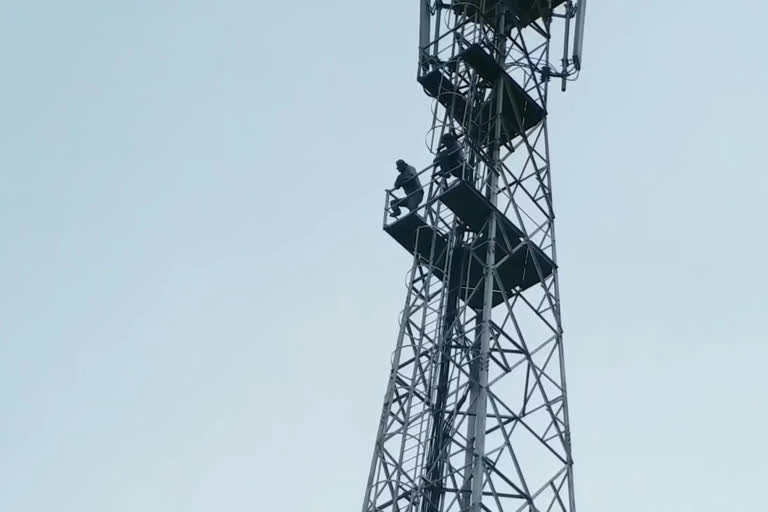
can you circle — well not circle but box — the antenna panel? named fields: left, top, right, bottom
left=573, top=0, right=588, bottom=70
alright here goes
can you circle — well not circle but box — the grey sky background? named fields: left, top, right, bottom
left=1, top=1, right=767, bottom=510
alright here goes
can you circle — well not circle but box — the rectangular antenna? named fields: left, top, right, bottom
left=419, top=0, right=431, bottom=73
left=573, top=0, right=587, bottom=71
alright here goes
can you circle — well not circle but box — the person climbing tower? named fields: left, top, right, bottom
left=434, top=132, right=471, bottom=182
left=390, top=159, right=424, bottom=218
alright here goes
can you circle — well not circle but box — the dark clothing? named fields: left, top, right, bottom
left=394, top=164, right=422, bottom=195
left=434, top=140, right=469, bottom=180
left=391, top=189, right=424, bottom=215
left=391, top=164, right=424, bottom=217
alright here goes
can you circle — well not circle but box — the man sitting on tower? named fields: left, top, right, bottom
left=433, top=132, right=472, bottom=182
left=390, top=159, right=424, bottom=218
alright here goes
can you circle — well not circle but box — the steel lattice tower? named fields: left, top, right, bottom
left=362, top=2, right=587, bottom=512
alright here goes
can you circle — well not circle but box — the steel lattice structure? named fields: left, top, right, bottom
left=362, top=2, right=586, bottom=512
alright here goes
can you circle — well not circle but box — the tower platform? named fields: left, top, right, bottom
left=383, top=181, right=555, bottom=309
left=384, top=212, right=450, bottom=280
left=439, top=180, right=555, bottom=308
left=438, top=179, right=524, bottom=242
left=451, top=0, right=566, bottom=29
left=417, top=69, right=472, bottom=127
left=418, top=44, right=545, bottom=146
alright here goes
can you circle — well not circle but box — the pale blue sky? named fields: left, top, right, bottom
left=1, top=1, right=767, bottom=511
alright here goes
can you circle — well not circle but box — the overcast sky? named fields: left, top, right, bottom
left=2, top=1, right=767, bottom=511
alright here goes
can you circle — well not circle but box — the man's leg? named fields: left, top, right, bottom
left=450, top=161, right=463, bottom=180
left=407, top=190, right=424, bottom=211
left=463, top=164, right=475, bottom=184
left=390, top=196, right=406, bottom=217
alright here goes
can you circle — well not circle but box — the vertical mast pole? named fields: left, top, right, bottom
left=469, top=10, right=506, bottom=512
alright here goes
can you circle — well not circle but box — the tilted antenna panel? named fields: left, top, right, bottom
left=573, top=0, right=588, bottom=70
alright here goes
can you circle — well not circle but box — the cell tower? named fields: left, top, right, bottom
left=361, top=1, right=588, bottom=511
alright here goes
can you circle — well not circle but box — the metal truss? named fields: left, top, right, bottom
left=363, top=2, right=581, bottom=512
